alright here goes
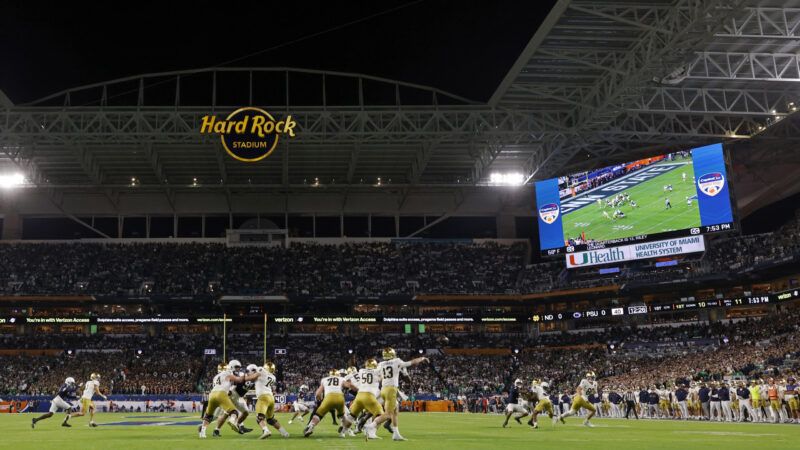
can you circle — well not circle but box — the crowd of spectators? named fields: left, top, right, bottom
left=2, top=310, right=798, bottom=402
left=0, top=241, right=527, bottom=297
left=0, top=208, right=798, bottom=297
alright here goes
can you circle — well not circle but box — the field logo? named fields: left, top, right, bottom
left=200, top=107, right=297, bottom=162
left=538, top=203, right=560, bottom=224
left=697, top=172, right=725, bottom=197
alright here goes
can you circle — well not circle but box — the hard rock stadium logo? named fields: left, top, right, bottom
left=538, top=203, right=560, bottom=225
left=697, top=172, right=725, bottom=197
left=200, top=107, right=297, bottom=162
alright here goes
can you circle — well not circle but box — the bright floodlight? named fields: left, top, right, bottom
left=0, top=173, right=24, bottom=188
left=489, top=172, right=525, bottom=186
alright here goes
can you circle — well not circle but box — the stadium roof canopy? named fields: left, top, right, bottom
left=2, top=0, right=800, bottom=221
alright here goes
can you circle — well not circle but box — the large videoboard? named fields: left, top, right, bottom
left=536, top=143, right=735, bottom=257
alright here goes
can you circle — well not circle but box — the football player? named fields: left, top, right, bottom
left=304, top=369, right=353, bottom=437
left=785, top=377, right=798, bottom=422
left=557, top=371, right=598, bottom=427
left=288, top=384, right=311, bottom=424
left=249, top=361, right=290, bottom=439
left=502, top=378, right=529, bottom=428
left=226, top=366, right=254, bottom=434
left=32, top=377, right=78, bottom=428
left=526, top=380, right=555, bottom=429
left=66, top=373, right=107, bottom=427
left=377, top=348, right=428, bottom=440
left=199, top=360, right=259, bottom=438
left=343, top=358, right=385, bottom=440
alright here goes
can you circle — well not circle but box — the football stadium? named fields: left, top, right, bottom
left=2, top=1, right=800, bottom=449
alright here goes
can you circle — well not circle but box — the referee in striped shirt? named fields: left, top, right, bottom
left=624, top=390, right=638, bottom=419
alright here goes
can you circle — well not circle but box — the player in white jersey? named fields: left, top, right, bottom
left=199, top=360, right=260, bottom=439
left=342, top=358, right=385, bottom=440
left=66, top=373, right=107, bottom=427
left=527, top=381, right=555, bottom=428
left=377, top=348, right=428, bottom=441
left=557, top=371, right=598, bottom=427
left=303, top=369, right=354, bottom=437
left=225, top=365, right=255, bottom=435
left=289, top=384, right=311, bottom=424
left=247, top=361, right=290, bottom=439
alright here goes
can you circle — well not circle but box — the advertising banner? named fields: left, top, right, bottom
left=565, top=236, right=705, bottom=268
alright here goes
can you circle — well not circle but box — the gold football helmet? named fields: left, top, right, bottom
left=217, top=363, right=226, bottom=373
left=586, top=371, right=596, bottom=379
left=382, top=347, right=396, bottom=360
left=329, top=369, right=339, bottom=377
left=365, top=358, right=378, bottom=369
left=90, top=373, right=100, bottom=380
left=263, top=361, right=277, bottom=374
left=347, top=366, right=358, bottom=375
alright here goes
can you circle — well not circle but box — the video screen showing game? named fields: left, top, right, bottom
left=536, top=143, right=735, bottom=256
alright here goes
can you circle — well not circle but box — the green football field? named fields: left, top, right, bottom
left=562, top=162, right=701, bottom=242
left=6, top=412, right=800, bottom=450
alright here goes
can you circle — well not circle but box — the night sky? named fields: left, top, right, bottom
left=0, top=0, right=556, bottom=104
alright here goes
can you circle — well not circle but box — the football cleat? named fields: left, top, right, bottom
left=89, top=422, right=98, bottom=428
left=383, top=420, right=393, bottom=433
left=199, top=431, right=206, bottom=439
left=533, top=422, right=539, bottom=429
left=227, top=420, right=239, bottom=433
left=238, top=425, right=252, bottom=434
left=212, top=429, right=221, bottom=437
left=303, top=425, right=314, bottom=437
left=258, top=429, right=272, bottom=440
left=392, top=434, right=407, bottom=441
left=31, top=418, right=36, bottom=428
left=280, top=428, right=290, bottom=438
left=514, top=417, right=522, bottom=425
left=583, top=421, right=595, bottom=428
left=62, top=421, right=72, bottom=428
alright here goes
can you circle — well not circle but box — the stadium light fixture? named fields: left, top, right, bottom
left=489, top=172, right=525, bottom=186
left=0, top=173, right=25, bottom=188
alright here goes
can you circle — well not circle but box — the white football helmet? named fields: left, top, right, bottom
left=65, top=377, right=75, bottom=385
left=246, top=364, right=258, bottom=373
left=541, top=382, right=550, bottom=389
left=299, top=384, right=309, bottom=392
left=228, top=360, right=242, bottom=371
left=514, top=378, right=523, bottom=387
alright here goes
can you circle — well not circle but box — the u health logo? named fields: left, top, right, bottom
left=200, top=107, right=298, bottom=162
left=697, top=172, right=724, bottom=197
left=538, top=203, right=560, bottom=224
left=568, top=253, right=587, bottom=266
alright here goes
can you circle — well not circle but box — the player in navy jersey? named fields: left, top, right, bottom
left=32, top=377, right=79, bottom=428
left=502, top=379, right=529, bottom=427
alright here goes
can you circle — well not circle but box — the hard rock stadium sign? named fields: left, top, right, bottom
left=200, top=107, right=297, bottom=162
